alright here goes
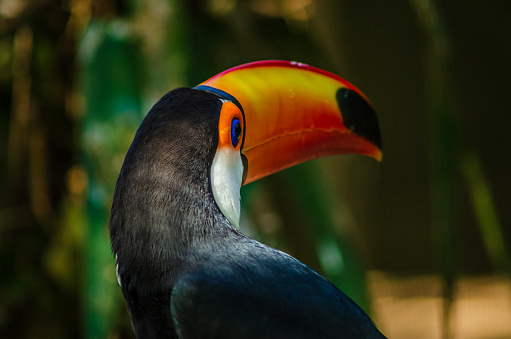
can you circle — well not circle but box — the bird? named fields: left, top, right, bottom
left=109, top=60, right=385, bottom=338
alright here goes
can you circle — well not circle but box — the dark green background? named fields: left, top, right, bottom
left=1, top=0, right=509, bottom=337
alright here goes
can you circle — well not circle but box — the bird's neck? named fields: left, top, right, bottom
left=110, top=164, right=231, bottom=290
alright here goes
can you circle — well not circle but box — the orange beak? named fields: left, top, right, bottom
left=195, top=60, right=382, bottom=185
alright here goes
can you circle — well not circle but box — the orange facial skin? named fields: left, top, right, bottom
left=217, top=102, right=244, bottom=152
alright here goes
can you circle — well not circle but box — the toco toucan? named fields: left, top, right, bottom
left=110, top=60, right=385, bottom=338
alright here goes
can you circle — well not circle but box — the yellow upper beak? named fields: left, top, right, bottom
left=196, top=60, right=381, bottom=185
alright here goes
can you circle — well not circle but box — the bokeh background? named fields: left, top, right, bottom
left=1, top=0, right=510, bottom=338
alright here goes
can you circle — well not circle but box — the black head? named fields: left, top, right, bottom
left=109, top=88, right=226, bottom=290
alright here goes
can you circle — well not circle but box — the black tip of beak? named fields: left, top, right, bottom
left=336, top=88, right=382, bottom=150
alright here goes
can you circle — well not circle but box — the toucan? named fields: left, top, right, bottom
left=110, top=60, right=385, bottom=338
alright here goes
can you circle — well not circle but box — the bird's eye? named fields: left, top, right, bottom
left=231, top=118, right=242, bottom=147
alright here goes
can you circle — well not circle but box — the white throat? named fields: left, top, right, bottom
left=211, top=148, right=243, bottom=228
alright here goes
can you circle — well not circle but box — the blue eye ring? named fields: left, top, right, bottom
left=231, top=118, right=242, bottom=147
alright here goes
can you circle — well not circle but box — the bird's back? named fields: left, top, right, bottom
left=126, top=231, right=385, bottom=338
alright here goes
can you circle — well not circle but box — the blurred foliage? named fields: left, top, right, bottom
left=79, top=19, right=146, bottom=338
left=0, top=0, right=510, bottom=338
